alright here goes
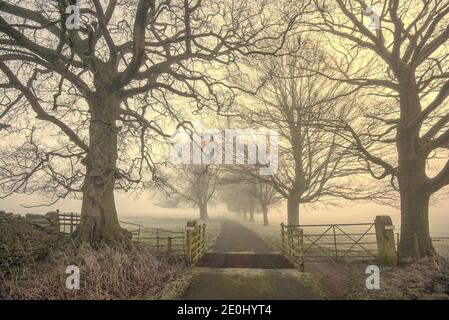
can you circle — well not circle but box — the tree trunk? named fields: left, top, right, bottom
left=74, top=93, right=131, bottom=242
left=243, top=208, right=248, bottom=220
left=262, top=204, right=269, bottom=226
left=199, top=202, right=208, bottom=220
left=399, top=189, right=433, bottom=259
left=287, top=194, right=300, bottom=225
left=288, top=112, right=304, bottom=226
left=237, top=208, right=242, bottom=218
left=249, top=204, right=255, bottom=222
left=397, top=128, right=433, bottom=258
left=396, top=70, right=434, bottom=259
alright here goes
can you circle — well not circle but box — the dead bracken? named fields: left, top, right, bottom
left=0, top=241, right=179, bottom=300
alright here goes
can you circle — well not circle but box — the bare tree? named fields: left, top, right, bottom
left=251, top=181, right=281, bottom=226
left=239, top=39, right=374, bottom=225
left=0, top=0, right=305, bottom=241
left=220, top=171, right=281, bottom=225
left=219, top=174, right=255, bottom=220
left=307, top=0, right=449, bottom=258
left=156, top=164, right=219, bottom=219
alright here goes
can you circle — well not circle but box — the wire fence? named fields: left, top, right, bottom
left=432, top=237, right=449, bottom=260
left=55, top=212, right=206, bottom=263
left=393, top=230, right=449, bottom=260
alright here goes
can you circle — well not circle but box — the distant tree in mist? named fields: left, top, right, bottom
left=251, top=181, right=281, bottom=226
left=155, top=164, right=219, bottom=220
left=221, top=187, right=254, bottom=221
left=220, top=172, right=281, bottom=225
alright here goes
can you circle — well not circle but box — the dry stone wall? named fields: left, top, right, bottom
left=0, top=210, right=62, bottom=266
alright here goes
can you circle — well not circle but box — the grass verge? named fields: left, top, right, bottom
left=0, top=241, right=179, bottom=300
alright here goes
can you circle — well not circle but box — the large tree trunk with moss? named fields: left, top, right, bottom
left=399, top=183, right=432, bottom=259
left=397, top=72, right=433, bottom=259
left=74, top=92, right=130, bottom=242
left=397, top=132, right=433, bottom=258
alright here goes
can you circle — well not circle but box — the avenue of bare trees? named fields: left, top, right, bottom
left=1, top=0, right=448, bottom=261
left=220, top=173, right=280, bottom=226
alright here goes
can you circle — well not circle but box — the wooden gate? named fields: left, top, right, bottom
left=58, top=212, right=142, bottom=239
left=297, top=223, right=378, bottom=262
left=281, top=223, right=304, bottom=271
left=58, top=212, right=80, bottom=233
left=185, top=222, right=206, bottom=265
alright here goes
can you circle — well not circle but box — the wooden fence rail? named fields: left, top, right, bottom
left=55, top=212, right=205, bottom=264
left=58, top=212, right=142, bottom=239
left=58, top=212, right=80, bottom=234
left=138, top=227, right=186, bottom=260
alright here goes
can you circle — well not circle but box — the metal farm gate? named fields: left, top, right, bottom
left=284, top=223, right=378, bottom=262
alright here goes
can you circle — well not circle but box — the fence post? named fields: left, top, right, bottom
left=374, top=215, right=397, bottom=266
left=193, top=227, right=198, bottom=262
left=156, top=229, right=160, bottom=255
left=332, top=225, right=338, bottom=261
left=299, top=228, right=304, bottom=272
left=185, top=228, right=192, bottom=264
left=201, top=224, right=206, bottom=254
left=281, top=223, right=285, bottom=255
left=186, top=221, right=198, bottom=265
left=167, top=236, right=172, bottom=258
left=396, top=232, right=400, bottom=262
left=288, top=225, right=293, bottom=257
left=70, top=212, right=74, bottom=234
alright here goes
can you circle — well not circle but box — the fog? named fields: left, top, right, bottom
left=1, top=191, right=447, bottom=235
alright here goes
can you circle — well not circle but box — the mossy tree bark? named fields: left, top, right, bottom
left=396, top=72, right=434, bottom=259
left=74, top=92, right=130, bottom=242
